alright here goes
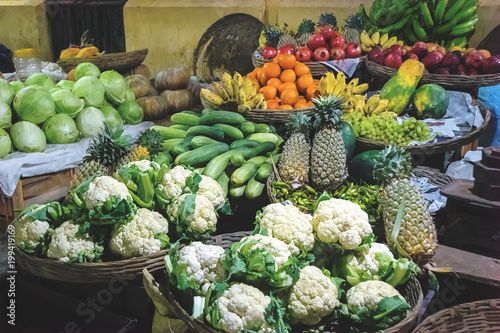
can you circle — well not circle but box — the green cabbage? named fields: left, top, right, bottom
left=10, top=121, right=46, bottom=152
left=56, top=80, right=75, bottom=91
left=72, top=76, right=105, bottom=107
left=0, top=79, right=15, bottom=104
left=75, top=62, right=101, bottom=81
left=13, top=86, right=55, bottom=124
left=51, top=89, right=84, bottom=117
left=125, top=87, right=135, bottom=101
left=100, top=70, right=128, bottom=105
left=117, top=100, right=143, bottom=125
left=0, top=128, right=12, bottom=158
left=76, top=107, right=106, bottom=138
left=0, top=102, right=12, bottom=129
left=99, top=103, right=123, bottom=128
left=25, top=73, right=57, bottom=90
left=10, top=81, right=26, bottom=94
left=42, top=114, right=79, bottom=144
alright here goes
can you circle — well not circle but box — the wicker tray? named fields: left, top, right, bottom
left=244, top=106, right=315, bottom=124
left=57, top=48, right=148, bottom=73
left=365, top=59, right=500, bottom=90
left=412, top=298, right=500, bottom=333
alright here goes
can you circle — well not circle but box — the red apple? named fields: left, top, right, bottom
left=465, top=51, right=485, bottom=69
left=278, top=44, right=296, bottom=55
left=411, top=41, right=428, bottom=57
left=387, top=44, right=404, bottom=56
left=433, top=67, right=450, bottom=75
left=317, top=25, right=336, bottom=41
left=384, top=52, right=403, bottom=69
left=452, top=50, right=466, bottom=64
left=451, top=68, right=466, bottom=75
left=369, top=48, right=385, bottom=64
left=296, top=46, right=313, bottom=62
left=345, top=43, right=362, bottom=58
left=404, top=52, right=419, bottom=60
left=330, top=47, right=346, bottom=60
left=313, top=46, right=330, bottom=61
left=482, top=56, right=500, bottom=74
left=422, top=51, right=443, bottom=70
left=329, top=35, right=345, bottom=49
left=308, top=33, right=326, bottom=51
left=262, top=46, right=277, bottom=60
left=441, top=53, right=460, bottom=70
left=466, top=68, right=479, bottom=75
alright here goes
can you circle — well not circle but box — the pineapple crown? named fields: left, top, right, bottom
left=286, top=112, right=312, bottom=135
left=135, top=128, right=164, bottom=157
left=373, top=146, right=413, bottom=183
left=345, top=13, right=364, bottom=31
left=318, top=12, right=337, bottom=29
left=263, top=25, right=285, bottom=47
left=84, top=123, right=134, bottom=167
left=297, top=19, right=316, bottom=37
left=312, top=95, right=345, bottom=129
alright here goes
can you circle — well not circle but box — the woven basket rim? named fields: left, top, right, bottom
left=244, top=106, right=316, bottom=124
left=57, top=48, right=148, bottom=73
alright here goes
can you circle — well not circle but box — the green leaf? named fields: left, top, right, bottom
left=220, top=200, right=233, bottom=215
left=265, top=293, right=291, bottom=333
left=154, top=232, right=170, bottom=249
left=313, top=191, right=332, bottom=213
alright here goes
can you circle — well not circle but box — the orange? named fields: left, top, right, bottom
left=247, top=68, right=257, bottom=80
left=250, top=77, right=260, bottom=94
left=279, top=104, right=294, bottom=110
left=306, top=100, right=314, bottom=107
left=266, top=77, right=282, bottom=91
left=294, top=99, right=309, bottom=109
left=279, top=54, right=297, bottom=70
left=255, top=67, right=265, bottom=83
left=313, top=79, right=320, bottom=86
left=266, top=99, right=280, bottom=110
left=264, top=62, right=281, bottom=78
left=297, top=95, right=307, bottom=103
left=296, top=74, right=314, bottom=93
left=260, top=72, right=270, bottom=86
left=306, top=84, right=320, bottom=100
left=278, top=82, right=297, bottom=95
left=274, top=96, right=281, bottom=103
left=273, top=54, right=284, bottom=64
left=280, top=69, right=296, bottom=83
left=259, top=85, right=277, bottom=100
left=294, top=62, right=310, bottom=77
left=281, top=88, right=299, bottom=106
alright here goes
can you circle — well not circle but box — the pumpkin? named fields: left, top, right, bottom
left=129, top=64, right=150, bottom=78
left=410, top=84, right=449, bottom=119
left=66, top=69, right=76, bottom=81
left=155, top=65, right=191, bottom=92
left=380, top=59, right=425, bottom=115
left=136, top=96, right=168, bottom=120
left=126, top=74, right=151, bottom=99
left=160, top=89, right=193, bottom=113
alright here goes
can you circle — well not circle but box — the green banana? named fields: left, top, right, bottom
left=373, top=8, right=389, bottom=27
left=420, top=2, right=434, bottom=29
left=403, top=26, right=418, bottom=44
left=377, top=15, right=412, bottom=35
left=370, top=0, right=387, bottom=20
left=358, top=4, right=371, bottom=25
left=412, top=19, right=429, bottom=42
left=433, top=0, right=448, bottom=24
left=442, top=0, right=467, bottom=22
left=454, top=6, right=478, bottom=24
left=447, top=37, right=467, bottom=49
left=434, top=18, right=457, bottom=36
left=368, top=26, right=378, bottom=35
left=449, top=17, right=478, bottom=36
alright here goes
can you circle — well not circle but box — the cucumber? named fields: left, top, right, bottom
left=171, top=113, right=200, bottom=126
left=213, top=124, right=244, bottom=141
left=229, top=184, right=246, bottom=198
left=239, top=122, right=256, bottom=136
left=202, top=108, right=215, bottom=116
left=254, top=123, right=270, bottom=133
left=231, top=156, right=268, bottom=187
left=161, top=139, right=183, bottom=151
left=204, top=151, right=233, bottom=180
left=246, top=133, right=279, bottom=144
left=256, top=163, right=273, bottom=181
left=245, top=176, right=265, bottom=199
left=178, top=136, right=194, bottom=148
left=175, top=142, right=230, bottom=167
left=186, top=126, right=224, bottom=141
left=191, top=136, right=220, bottom=148
left=230, top=139, right=259, bottom=150
left=197, top=110, right=246, bottom=126
left=153, top=151, right=173, bottom=166
left=170, top=145, right=189, bottom=157
left=170, top=124, right=191, bottom=131
left=266, top=153, right=281, bottom=165
left=230, top=151, right=245, bottom=167
left=268, top=125, right=277, bottom=133
left=151, top=126, right=186, bottom=140
left=217, top=171, right=230, bottom=198
left=232, top=141, right=277, bottom=159
left=180, top=110, right=201, bottom=117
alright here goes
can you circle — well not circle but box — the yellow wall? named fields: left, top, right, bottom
left=0, top=0, right=52, bottom=62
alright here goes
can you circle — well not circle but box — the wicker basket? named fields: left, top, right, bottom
left=244, top=106, right=316, bottom=124
left=412, top=298, right=500, bottom=333
left=57, top=48, right=148, bottom=73
left=365, top=59, right=500, bottom=90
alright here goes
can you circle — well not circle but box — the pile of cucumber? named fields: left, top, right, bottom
left=151, top=109, right=283, bottom=200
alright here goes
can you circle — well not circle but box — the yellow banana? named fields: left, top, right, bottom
left=354, top=102, right=365, bottom=113
left=361, top=30, right=375, bottom=48
left=395, top=40, right=404, bottom=46
left=382, top=37, right=398, bottom=50
left=241, top=77, right=256, bottom=100
left=238, top=104, right=252, bottom=114
left=333, top=72, right=345, bottom=96
left=346, top=78, right=359, bottom=92
left=380, top=33, right=389, bottom=46
left=319, top=76, right=330, bottom=96
left=372, top=99, right=391, bottom=114
left=361, top=44, right=373, bottom=53
left=326, top=72, right=337, bottom=95
left=246, top=93, right=264, bottom=108
left=371, top=32, right=380, bottom=45
left=352, top=83, right=369, bottom=94
left=364, top=95, right=380, bottom=114
left=212, top=81, right=230, bottom=102
left=236, top=88, right=247, bottom=105
left=379, top=111, right=398, bottom=118
left=233, top=72, right=243, bottom=99
left=222, top=72, right=234, bottom=99
left=201, top=88, right=224, bottom=105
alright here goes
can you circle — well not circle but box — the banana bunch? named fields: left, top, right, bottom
left=344, top=94, right=395, bottom=117
left=200, top=72, right=266, bottom=114
left=319, top=72, right=369, bottom=101
left=360, top=30, right=404, bottom=53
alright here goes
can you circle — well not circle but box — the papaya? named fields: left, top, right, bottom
left=76, top=46, right=99, bottom=58
left=340, top=121, right=356, bottom=163
left=409, top=84, right=449, bottom=119
left=59, top=48, right=80, bottom=59
left=380, top=59, right=425, bottom=115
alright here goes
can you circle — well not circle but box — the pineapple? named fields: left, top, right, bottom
left=277, top=33, right=298, bottom=52
left=278, top=112, right=312, bottom=186
left=262, top=25, right=284, bottom=48
left=135, top=128, right=164, bottom=158
left=344, top=14, right=363, bottom=43
left=296, top=19, right=316, bottom=48
left=310, top=95, right=346, bottom=191
left=317, top=12, right=337, bottom=30
left=118, top=145, right=149, bottom=167
left=373, top=146, right=437, bottom=265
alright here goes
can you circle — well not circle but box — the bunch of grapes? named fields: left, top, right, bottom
left=345, top=113, right=431, bottom=145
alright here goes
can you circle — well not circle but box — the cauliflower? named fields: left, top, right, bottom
left=347, top=280, right=404, bottom=313
left=81, top=176, right=131, bottom=209
left=124, top=160, right=160, bottom=172
left=256, top=203, right=314, bottom=256
left=47, top=220, right=103, bottom=263
left=168, top=193, right=217, bottom=239
left=287, top=265, right=339, bottom=325
left=109, top=208, right=169, bottom=258
left=199, top=175, right=225, bottom=210
left=345, top=242, right=394, bottom=286
left=311, top=198, right=372, bottom=250
left=158, top=165, right=193, bottom=201
left=14, top=205, right=50, bottom=254
left=239, top=234, right=291, bottom=269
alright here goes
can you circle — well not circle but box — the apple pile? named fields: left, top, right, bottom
left=369, top=41, right=500, bottom=75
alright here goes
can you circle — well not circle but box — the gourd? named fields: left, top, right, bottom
left=410, top=84, right=449, bottom=119
left=155, top=65, right=191, bottom=91
left=126, top=74, right=151, bottom=98
left=129, top=64, right=150, bottom=79
left=380, top=59, right=425, bottom=115
left=160, top=89, right=193, bottom=113
left=136, top=96, right=168, bottom=120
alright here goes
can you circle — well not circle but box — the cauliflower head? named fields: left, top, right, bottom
left=288, top=265, right=339, bottom=325
left=125, top=160, right=160, bottom=172
left=199, top=175, right=225, bottom=210
left=82, top=176, right=131, bottom=209
left=311, top=198, right=372, bottom=250
left=109, top=208, right=169, bottom=258
left=346, top=280, right=404, bottom=313
left=256, top=203, right=314, bottom=256
left=47, top=220, right=103, bottom=263
left=158, top=165, right=193, bottom=201
left=169, top=193, right=217, bottom=239
left=14, top=205, right=50, bottom=253
left=345, top=242, right=395, bottom=286
left=238, top=234, right=292, bottom=270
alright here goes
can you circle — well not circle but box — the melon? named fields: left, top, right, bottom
left=410, top=84, right=449, bottom=119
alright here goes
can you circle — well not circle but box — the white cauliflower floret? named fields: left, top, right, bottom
left=346, top=280, right=404, bottom=313
left=109, top=208, right=169, bottom=258
left=127, top=160, right=160, bottom=172
left=169, top=193, right=217, bottom=236
left=257, top=203, right=314, bottom=256
left=47, top=220, right=102, bottom=263
left=217, top=283, right=271, bottom=333
left=199, top=175, right=225, bottom=210
left=82, top=176, right=131, bottom=209
left=158, top=165, right=193, bottom=201
left=311, top=198, right=372, bottom=250
left=346, top=243, right=395, bottom=280
left=288, top=265, right=339, bottom=325
left=176, top=242, right=226, bottom=295
left=238, top=234, right=291, bottom=270
left=14, top=205, right=50, bottom=250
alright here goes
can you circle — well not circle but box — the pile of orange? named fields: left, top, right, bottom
left=247, top=54, right=320, bottom=110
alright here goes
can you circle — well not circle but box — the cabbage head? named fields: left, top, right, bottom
left=0, top=79, right=15, bottom=104
left=117, top=100, right=143, bottom=125
left=56, top=80, right=75, bottom=91
left=76, top=107, right=106, bottom=138
left=25, top=73, right=57, bottom=90
left=100, top=70, right=128, bottom=105
left=0, top=102, right=12, bottom=129
left=10, top=121, right=46, bottom=153
left=0, top=128, right=12, bottom=158
left=125, top=87, right=135, bottom=101
left=100, top=103, right=123, bottom=128
left=10, top=81, right=26, bottom=94
left=42, top=114, right=79, bottom=144
left=75, top=62, right=101, bottom=81
left=13, top=86, right=55, bottom=124
left=72, top=76, right=105, bottom=107
left=51, top=89, right=84, bottom=117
